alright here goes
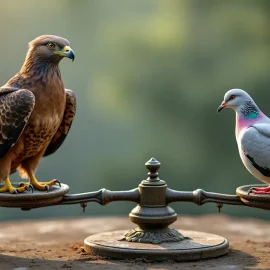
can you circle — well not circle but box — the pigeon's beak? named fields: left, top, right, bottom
left=217, top=101, right=226, bottom=113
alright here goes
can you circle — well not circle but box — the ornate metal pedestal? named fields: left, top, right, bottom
left=0, top=157, right=267, bottom=261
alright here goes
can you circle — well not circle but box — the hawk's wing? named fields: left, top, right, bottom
left=0, top=87, right=35, bottom=159
left=43, top=89, right=76, bottom=156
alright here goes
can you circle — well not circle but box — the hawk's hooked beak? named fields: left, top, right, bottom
left=54, top=46, right=75, bottom=61
left=217, top=101, right=226, bottom=113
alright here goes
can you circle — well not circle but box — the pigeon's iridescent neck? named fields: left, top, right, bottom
left=235, top=99, right=264, bottom=137
left=236, top=109, right=264, bottom=137
left=239, top=100, right=260, bottom=120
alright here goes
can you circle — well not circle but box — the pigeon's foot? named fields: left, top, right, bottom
left=20, top=173, right=61, bottom=192
left=0, top=177, right=33, bottom=194
left=248, top=186, right=270, bottom=195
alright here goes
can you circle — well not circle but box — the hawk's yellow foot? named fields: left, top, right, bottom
left=20, top=173, right=61, bottom=191
left=0, top=177, right=33, bottom=194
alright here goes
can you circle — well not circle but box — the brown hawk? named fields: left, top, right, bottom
left=0, top=35, right=76, bottom=193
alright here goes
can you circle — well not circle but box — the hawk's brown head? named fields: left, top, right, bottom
left=27, top=35, right=75, bottom=63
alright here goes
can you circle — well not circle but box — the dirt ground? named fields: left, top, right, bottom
left=0, top=214, right=270, bottom=270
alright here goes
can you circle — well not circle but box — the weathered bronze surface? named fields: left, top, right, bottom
left=0, top=157, right=267, bottom=261
left=122, top=158, right=185, bottom=243
left=84, top=230, right=229, bottom=261
left=0, top=160, right=258, bottom=211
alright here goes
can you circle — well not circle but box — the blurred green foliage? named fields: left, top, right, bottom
left=0, top=0, right=270, bottom=221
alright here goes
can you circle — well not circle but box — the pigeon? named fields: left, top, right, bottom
left=218, top=89, right=270, bottom=195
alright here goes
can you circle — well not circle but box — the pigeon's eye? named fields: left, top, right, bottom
left=47, top=42, right=56, bottom=49
left=229, top=95, right=236, bottom=100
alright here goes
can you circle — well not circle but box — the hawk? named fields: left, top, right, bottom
left=0, top=35, right=76, bottom=193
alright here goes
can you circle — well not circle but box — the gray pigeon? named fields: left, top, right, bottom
left=218, top=89, right=270, bottom=194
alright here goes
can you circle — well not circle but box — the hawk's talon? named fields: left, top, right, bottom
left=18, top=182, right=34, bottom=193
left=19, top=182, right=26, bottom=187
left=0, top=178, right=33, bottom=194
left=26, top=184, right=34, bottom=193
left=26, top=174, right=61, bottom=191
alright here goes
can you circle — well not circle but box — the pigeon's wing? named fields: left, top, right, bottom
left=0, top=87, right=35, bottom=159
left=241, top=123, right=270, bottom=176
left=43, top=89, right=76, bottom=156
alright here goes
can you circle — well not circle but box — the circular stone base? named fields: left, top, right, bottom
left=84, top=229, right=229, bottom=261
left=236, top=184, right=270, bottom=210
left=0, top=182, right=69, bottom=210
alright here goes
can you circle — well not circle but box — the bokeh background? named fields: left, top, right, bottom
left=0, top=0, right=270, bottom=221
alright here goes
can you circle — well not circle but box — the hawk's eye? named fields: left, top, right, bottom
left=229, top=95, right=236, bottom=100
left=47, top=42, right=56, bottom=49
